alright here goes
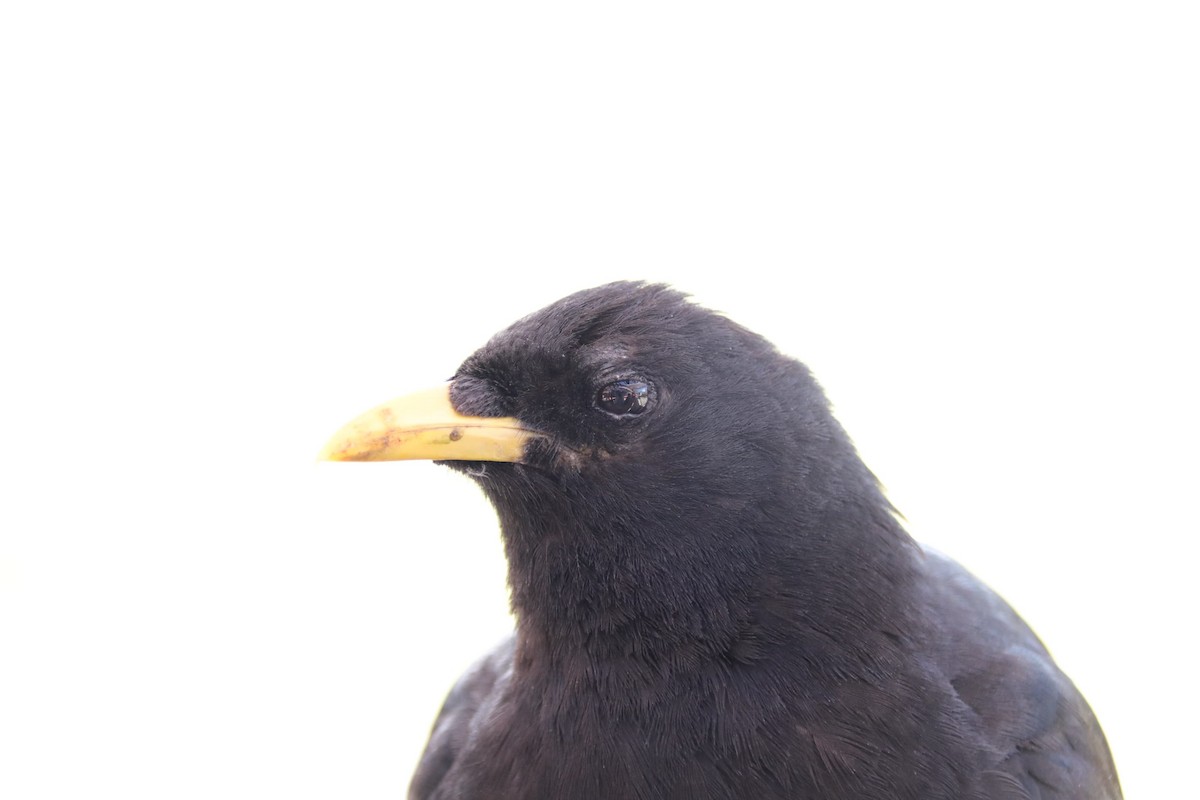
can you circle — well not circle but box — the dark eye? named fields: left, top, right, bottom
left=596, top=380, right=651, bottom=416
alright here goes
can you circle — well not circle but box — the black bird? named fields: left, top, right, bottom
left=320, top=282, right=1120, bottom=800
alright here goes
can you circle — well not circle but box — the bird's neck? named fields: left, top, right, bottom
left=495, top=478, right=921, bottom=685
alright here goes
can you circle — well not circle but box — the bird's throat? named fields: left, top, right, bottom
left=494, top=480, right=922, bottom=685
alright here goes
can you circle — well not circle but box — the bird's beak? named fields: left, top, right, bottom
left=318, top=384, right=534, bottom=463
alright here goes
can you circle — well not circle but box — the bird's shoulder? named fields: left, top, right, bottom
left=408, top=636, right=515, bottom=800
left=917, top=548, right=1121, bottom=799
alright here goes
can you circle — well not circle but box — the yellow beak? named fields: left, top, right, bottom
left=318, top=384, right=536, bottom=463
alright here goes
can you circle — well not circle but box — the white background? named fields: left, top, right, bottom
left=2, top=3, right=1196, bottom=798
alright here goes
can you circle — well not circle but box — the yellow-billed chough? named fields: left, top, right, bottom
left=321, top=282, right=1121, bottom=800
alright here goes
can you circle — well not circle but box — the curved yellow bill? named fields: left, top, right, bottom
left=318, top=384, right=535, bottom=463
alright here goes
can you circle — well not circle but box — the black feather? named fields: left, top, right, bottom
left=410, top=282, right=1120, bottom=799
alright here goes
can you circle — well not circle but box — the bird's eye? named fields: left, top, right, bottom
left=596, top=380, right=651, bottom=417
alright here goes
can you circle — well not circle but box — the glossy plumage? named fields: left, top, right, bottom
left=403, top=282, right=1120, bottom=799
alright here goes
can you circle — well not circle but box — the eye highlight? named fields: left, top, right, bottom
left=596, top=380, right=651, bottom=417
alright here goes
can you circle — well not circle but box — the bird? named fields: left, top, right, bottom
left=319, top=281, right=1121, bottom=800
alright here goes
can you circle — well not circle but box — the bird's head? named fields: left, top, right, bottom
left=321, top=282, right=900, bottom=653
left=321, top=282, right=858, bottom=523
